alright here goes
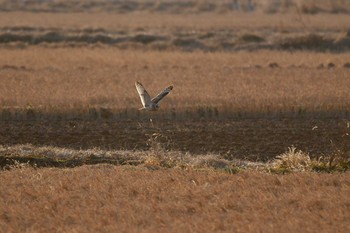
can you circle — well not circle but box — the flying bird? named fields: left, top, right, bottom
left=135, top=81, right=173, bottom=111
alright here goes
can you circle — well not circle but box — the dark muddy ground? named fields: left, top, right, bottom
left=1, top=118, right=348, bottom=161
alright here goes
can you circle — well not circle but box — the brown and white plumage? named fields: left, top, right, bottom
left=135, top=81, right=173, bottom=111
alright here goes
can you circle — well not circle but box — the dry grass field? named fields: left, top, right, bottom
left=1, top=48, right=350, bottom=117
left=1, top=166, right=350, bottom=233
left=1, top=1, right=350, bottom=232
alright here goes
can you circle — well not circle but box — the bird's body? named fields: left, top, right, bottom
left=138, top=102, right=158, bottom=111
left=135, top=81, right=173, bottom=111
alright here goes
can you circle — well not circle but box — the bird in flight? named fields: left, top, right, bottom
left=135, top=81, right=173, bottom=111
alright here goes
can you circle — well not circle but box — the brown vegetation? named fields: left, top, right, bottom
left=1, top=10, right=350, bottom=52
left=0, top=3, right=348, bottom=162
left=0, top=48, right=350, bottom=120
left=0, top=4, right=350, bottom=232
left=1, top=28, right=350, bottom=52
left=1, top=11, right=349, bottom=32
left=1, top=141, right=349, bottom=172
left=0, top=0, right=350, bottom=14
left=1, top=166, right=350, bottom=232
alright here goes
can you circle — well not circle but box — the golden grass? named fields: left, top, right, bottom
left=1, top=9, right=349, bottom=53
left=0, top=5, right=349, bottom=121
left=0, top=144, right=249, bottom=172
left=0, top=6, right=349, bottom=233
left=1, top=165, right=349, bottom=232
left=0, top=48, right=349, bottom=119
left=1, top=143, right=348, bottom=172
left=271, top=146, right=313, bottom=172
left=0, top=11, right=350, bottom=31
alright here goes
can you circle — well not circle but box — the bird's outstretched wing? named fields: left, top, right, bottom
left=135, top=81, right=152, bottom=107
left=152, top=85, right=173, bottom=104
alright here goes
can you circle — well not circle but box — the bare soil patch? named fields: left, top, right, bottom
left=0, top=119, right=349, bottom=162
